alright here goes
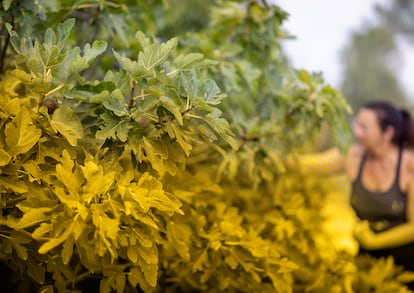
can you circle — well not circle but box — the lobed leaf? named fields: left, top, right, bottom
left=96, top=112, right=131, bottom=142
left=137, top=31, right=178, bottom=71
left=5, top=109, right=42, bottom=156
left=50, top=106, right=83, bottom=146
left=102, top=89, right=129, bottom=117
left=113, top=50, right=150, bottom=80
left=159, top=95, right=183, bottom=125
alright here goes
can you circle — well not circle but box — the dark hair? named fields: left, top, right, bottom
left=363, top=101, right=414, bottom=147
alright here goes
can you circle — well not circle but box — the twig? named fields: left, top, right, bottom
left=0, top=33, right=10, bottom=74
left=240, top=133, right=260, bottom=142
left=0, top=17, right=13, bottom=74
left=128, top=79, right=136, bottom=110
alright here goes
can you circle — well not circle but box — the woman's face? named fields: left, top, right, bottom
left=352, top=108, right=391, bottom=148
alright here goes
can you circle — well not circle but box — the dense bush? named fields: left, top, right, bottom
left=1, top=1, right=413, bottom=292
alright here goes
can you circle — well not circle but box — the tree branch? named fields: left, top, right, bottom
left=0, top=33, right=10, bottom=74
left=0, top=17, right=13, bottom=74
left=128, top=79, right=136, bottom=110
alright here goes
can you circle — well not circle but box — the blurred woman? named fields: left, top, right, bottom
left=288, top=100, right=414, bottom=282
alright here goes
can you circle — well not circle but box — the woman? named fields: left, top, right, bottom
left=289, top=101, right=414, bottom=276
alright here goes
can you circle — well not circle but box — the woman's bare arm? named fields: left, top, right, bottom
left=287, top=147, right=347, bottom=176
left=354, top=221, right=414, bottom=250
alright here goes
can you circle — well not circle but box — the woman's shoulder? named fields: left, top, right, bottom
left=402, top=148, right=414, bottom=174
left=346, top=144, right=364, bottom=159
left=341, top=144, right=364, bottom=179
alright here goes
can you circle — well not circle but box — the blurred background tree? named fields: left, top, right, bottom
left=340, top=0, right=414, bottom=111
left=340, top=25, right=408, bottom=110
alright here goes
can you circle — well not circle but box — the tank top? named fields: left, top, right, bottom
left=350, top=147, right=407, bottom=233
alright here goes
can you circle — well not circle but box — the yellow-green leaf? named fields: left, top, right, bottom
left=81, top=160, right=115, bottom=203
left=159, top=96, right=183, bottom=125
left=50, top=106, right=83, bottom=146
left=143, top=137, right=168, bottom=174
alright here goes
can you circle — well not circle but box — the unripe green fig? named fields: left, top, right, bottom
left=135, top=115, right=149, bottom=128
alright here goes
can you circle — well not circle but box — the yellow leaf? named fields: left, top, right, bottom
left=5, top=109, right=41, bottom=156
left=12, top=241, right=28, bottom=260
left=91, top=205, right=120, bottom=241
left=137, top=244, right=158, bottom=265
left=140, top=260, right=158, bottom=288
left=128, top=187, right=151, bottom=212
left=0, top=149, right=11, bottom=166
left=127, top=245, right=138, bottom=263
left=167, top=221, right=190, bottom=261
left=128, top=267, right=153, bottom=291
left=193, top=249, right=208, bottom=272
left=23, top=161, right=42, bottom=182
left=54, top=187, right=79, bottom=209
left=32, top=223, right=52, bottom=239
left=225, top=254, right=239, bottom=270
left=38, top=226, right=72, bottom=254
left=14, top=208, right=51, bottom=230
left=61, top=236, right=75, bottom=265
left=72, top=216, right=87, bottom=240
left=148, top=190, right=184, bottom=216
left=124, top=202, right=159, bottom=229
left=56, top=150, right=83, bottom=195
left=81, top=160, right=115, bottom=203
left=1, top=72, right=22, bottom=98
left=0, top=176, right=28, bottom=193
left=4, top=98, right=21, bottom=116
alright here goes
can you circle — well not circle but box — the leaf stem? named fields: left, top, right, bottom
left=74, top=271, right=93, bottom=283
left=77, top=1, right=121, bottom=10
left=133, top=90, right=151, bottom=100
left=45, top=84, right=65, bottom=98
left=184, top=113, right=202, bottom=119
left=0, top=233, right=12, bottom=239
left=181, top=105, right=193, bottom=116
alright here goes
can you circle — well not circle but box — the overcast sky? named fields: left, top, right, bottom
left=272, top=0, right=414, bottom=98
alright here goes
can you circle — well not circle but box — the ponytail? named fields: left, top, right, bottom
left=400, top=109, right=414, bottom=148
